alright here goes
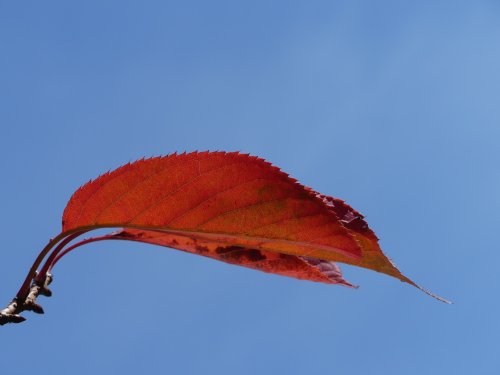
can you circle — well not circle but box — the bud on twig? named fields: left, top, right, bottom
left=0, top=272, right=53, bottom=325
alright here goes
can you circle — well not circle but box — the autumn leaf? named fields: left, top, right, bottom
left=0, top=151, right=449, bottom=326
left=62, top=152, right=363, bottom=262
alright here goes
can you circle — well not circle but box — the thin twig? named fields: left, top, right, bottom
left=0, top=273, right=52, bottom=326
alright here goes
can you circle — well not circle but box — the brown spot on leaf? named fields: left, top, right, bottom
left=245, top=249, right=267, bottom=262
left=215, top=246, right=267, bottom=262
left=195, top=245, right=209, bottom=254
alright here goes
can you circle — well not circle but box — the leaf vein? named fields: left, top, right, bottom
left=195, top=197, right=291, bottom=228
left=125, top=162, right=243, bottom=223
left=165, top=177, right=277, bottom=226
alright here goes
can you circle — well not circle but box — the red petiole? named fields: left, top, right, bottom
left=1, top=228, right=124, bottom=325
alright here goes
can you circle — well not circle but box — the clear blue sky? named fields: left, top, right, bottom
left=1, top=1, right=498, bottom=374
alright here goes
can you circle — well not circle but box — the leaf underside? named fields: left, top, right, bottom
left=60, top=151, right=446, bottom=301
left=112, top=229, right=355, bottom=286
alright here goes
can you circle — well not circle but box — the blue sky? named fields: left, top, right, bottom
left=1, top=1, right=499, bottom=374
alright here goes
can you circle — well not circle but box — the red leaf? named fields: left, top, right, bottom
left=60, top=151, right=444, bottom=299
left=63, top=152, right=362, bottom=262
left=0, top=151, right=449, bottom=327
